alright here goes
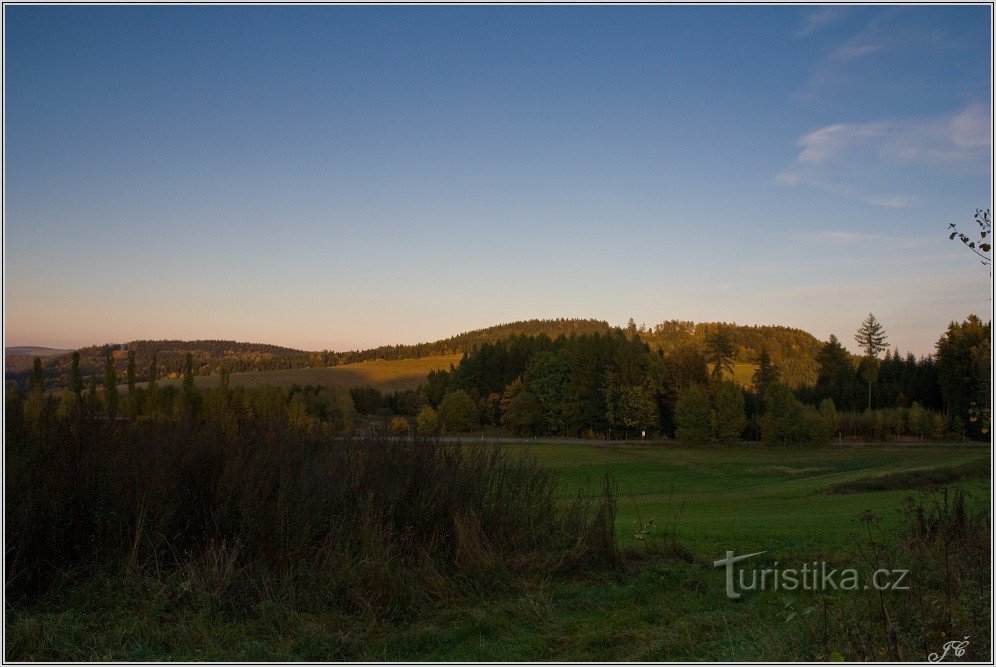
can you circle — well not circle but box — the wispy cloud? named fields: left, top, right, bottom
left=796, top=10, right=953, bottom=101
left=794, top=7, right=845, bottom=38
left=829, top=41, right=882, bottom=61
left=863, top=195, right=911, bottom=209
left=775, top=104, right=990, bottom=207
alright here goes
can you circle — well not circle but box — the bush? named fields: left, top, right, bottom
left=390, top=416, right=410, bottom=436
left=415, top=404, right=439, bottom=435
left=437, top=390, right=479, bottom=434
left=819, top=398, right=839, bottom=439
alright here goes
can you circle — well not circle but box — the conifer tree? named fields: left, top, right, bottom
left=70, top=352, right=83, bottom=399
left=705, top=330, right=736, bottom=381
left=854, top=313, right=889, bottom=409
left=146, top=353, right=159, bottom=416
left=29, top=357, right=44, bottom=393
left=103, top=353, right=118, bottom=420
left=126, top=351, right=137, bottom=418
left=183, top=352, right=195, bottom=396
left=751, top=349, right=780, bottom=397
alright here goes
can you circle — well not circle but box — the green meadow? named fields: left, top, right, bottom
left=522, top=442, right=988, bottom=554
left=8, top=441, right=989, bottom=661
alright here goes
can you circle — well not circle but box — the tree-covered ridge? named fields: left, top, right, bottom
left=334, top=318, right=615, bottom=364
left=642, top=320, right=823, bottom=387
left=6, top=319, right=614, bottom=389
left=8, top=340, right=312, bottom=388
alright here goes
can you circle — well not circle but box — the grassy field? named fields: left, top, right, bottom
left=517, top=442, right=988, bottom=554
left=149, top=354, right=462, bottom=392
left=730, top=362, right=757, bottom=387
left=8, top=442, right=989, bottom=661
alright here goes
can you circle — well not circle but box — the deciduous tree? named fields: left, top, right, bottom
left=674, top=384, right=711, bottom=444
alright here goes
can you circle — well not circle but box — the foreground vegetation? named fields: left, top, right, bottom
left=6, top=392, right=619, bottom=660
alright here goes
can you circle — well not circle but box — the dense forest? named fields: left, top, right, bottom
left=350, top=315, right=991, bottom=443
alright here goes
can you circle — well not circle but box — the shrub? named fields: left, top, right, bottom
left=415, top=404, right=439, bottom=435
left=437, top=390, right=479, bottom=434
left=390, top=416, right=410, bottom=436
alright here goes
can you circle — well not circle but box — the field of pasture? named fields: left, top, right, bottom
left=149, top=354, right=461, bottom=392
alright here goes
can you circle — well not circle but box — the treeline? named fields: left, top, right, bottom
left=345, top=315, right=989, bottom=443
left=8, top=340, right=315, bottom=389
left=9, top=317, right=989, bottom=443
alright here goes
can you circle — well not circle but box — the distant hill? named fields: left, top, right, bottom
left=5, top=318, right=827, bottom=390
left=4, top=320, right=613, bottom=390
left=6, top=340, right=310, bottom=390
left=6, top=346, right=73, bottom=357
left=5, top=347, right=75, bottom=375
left=335, top=318, right=615, bottom=364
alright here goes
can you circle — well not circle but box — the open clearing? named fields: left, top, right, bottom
left=149, top=354, right=462, bottom=392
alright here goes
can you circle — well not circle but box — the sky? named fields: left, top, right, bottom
left=4, top=5, right=992, bottom=356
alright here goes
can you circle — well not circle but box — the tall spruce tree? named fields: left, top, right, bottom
left=126, top=350, right=137, bottom=419
left=854, top=314, right=889, bottom=410
left=751, top=348, right=780, bottom=397
left=29, top=357, right=44, bottom=393
left=182, top=352, right=195, bottom=396
left=103, top=353, right=118, bottom=420
left=70, top=351, right=83, bottom=399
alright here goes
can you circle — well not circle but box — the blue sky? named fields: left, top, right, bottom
left=5, top=6, right=991, bottom=355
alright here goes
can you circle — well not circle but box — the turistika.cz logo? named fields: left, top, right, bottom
left=713, top=550, right=910, bottom=599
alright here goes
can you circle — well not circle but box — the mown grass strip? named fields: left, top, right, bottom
left=821, top=457, right=989, bottom=494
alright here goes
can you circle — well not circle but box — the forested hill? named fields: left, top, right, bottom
left=6, top=340, right=309, bottom=389
left=7, top=318, right=825, bottom=390
left=4, top=320, right=613, bottom=389
left=335, top=318, right=615, bottom=364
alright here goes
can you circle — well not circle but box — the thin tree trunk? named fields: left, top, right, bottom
left=867, top=380, right=872, bottom=411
